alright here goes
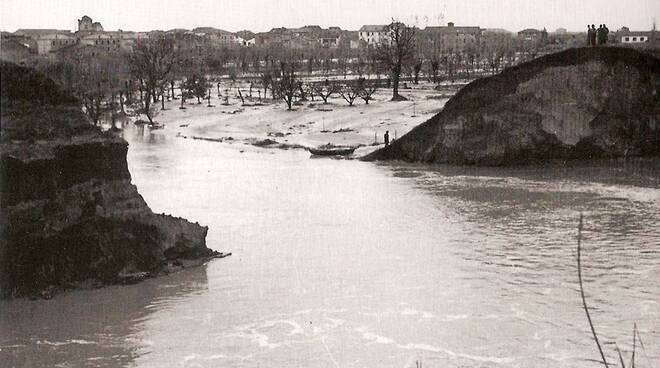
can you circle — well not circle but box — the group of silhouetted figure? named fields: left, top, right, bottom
left=587, top=24, right=609, bottom=46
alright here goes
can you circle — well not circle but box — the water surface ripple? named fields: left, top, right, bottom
left=1, top=129, right=658, bottom=368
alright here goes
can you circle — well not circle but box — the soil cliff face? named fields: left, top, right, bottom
left=367, top=47, right=660, bottom=165
left=0, top=62, right=215, bottom=298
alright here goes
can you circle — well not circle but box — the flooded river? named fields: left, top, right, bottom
left=1, top=127, right=659, bottom=368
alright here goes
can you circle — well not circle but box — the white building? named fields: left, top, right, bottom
left=616, top=27, right=658, bottom=44
left=620, top=33, right=650, bottom=43
left=358, top=25, right=387, bottom=46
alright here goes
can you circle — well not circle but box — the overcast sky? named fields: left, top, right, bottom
left=1, top=0, right=658, bottom=33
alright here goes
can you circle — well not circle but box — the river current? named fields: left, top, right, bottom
left=1, top=127, right=659, bottom=368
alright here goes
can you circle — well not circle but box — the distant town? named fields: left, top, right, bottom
left=1, top=15, right=658, bottom=71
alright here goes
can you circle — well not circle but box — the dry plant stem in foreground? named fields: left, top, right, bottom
left=577, top=213, right=610, bottom=368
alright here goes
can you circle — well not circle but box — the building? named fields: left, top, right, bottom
left=482, top=28, right=510, bottom=35
left=0, top=37, right=33, bottom=64
left=78, top=15, right=104, bottom=32
left=77, top=30, right=149, bottom=52
left=10, top=15, right=153, bottom=58
left=422, top=22, right=482, bottom=52
left=253, top=25, right=343, bottom=49
left=79, top=33, right=120, bottom=51
left=318, top=29, right=342, bottom=48
left=192, top=27, right=243, bottom=47
left=75, top=16, right=148, bottom=52
left=14, top=29, right=77, bottom=54
left=54, top=43, right=120, bottom=61
left=616, top=27, right=659, bottom=44
left=517, top=28, right=548, bottom=42
left=340, top=30, right=360, bottom=49
left=254, top=28, right=287, bottom=47
left=358, top=25, right=388, bottom=46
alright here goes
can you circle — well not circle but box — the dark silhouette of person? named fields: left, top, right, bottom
left=589, top=25, right=597, bottom=47
left=597, top=24, right=604, bottom=45
left=384, top=131, right=390, bottom=146
left=602, top=24, right=609, bottom=44
left=586, top=25, right=592, bottom=46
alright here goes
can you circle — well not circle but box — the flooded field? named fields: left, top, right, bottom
left=1, top=128, right=658, bottom=368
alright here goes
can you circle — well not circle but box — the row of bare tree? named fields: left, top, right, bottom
left=274, top=67, right=379, bottom=110
left=40, top=20, right=516, bottom=123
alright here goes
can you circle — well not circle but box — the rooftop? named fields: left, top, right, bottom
left=359, top=25, right=386, bottom=32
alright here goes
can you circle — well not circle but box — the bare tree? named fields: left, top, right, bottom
left=352, top=53, right=366, bottom=76
left=413, top=60, right=423, bottom=84
left=463, top=43, right=479, bottom=79
left=183, top=74, right=209, bottom=104
left=127, top=36, right=176, bottom=124
left=297, top=82, right=308, bottom=102
left=313, top=80, right=338, bottom=104
left=338, top=81, right=359, bottom=106
left=260, top=72, right=273, bottom=99
left=357, top=77, right=378, bottom=104
left=441, top=53, right=459, bottom=82
left=276, top=64, right=298, bottom=110
left=429, top=58, right=439, bottom=83
left=55, top=52, right=126, bottom=126
left=375, top=21, right=417, bottom=101
left=76, top=60, right=108, bottom=125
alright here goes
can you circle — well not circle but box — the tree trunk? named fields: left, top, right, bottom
left=110, top=93, right=117, bottom=128
left=284, top=94, right=293, bottom=110
left=171, top=81, right=176, bottom=99
left=392, top=64, right=401, bottom=100
left=119, top=91, right=125, bottom=114
left=237, top=89, right=245, bottom=105
left=144, top=88, right=153, bottom=123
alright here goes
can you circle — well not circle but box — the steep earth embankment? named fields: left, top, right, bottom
left=0, top=62, right=219, bottom=298
left=366, top=47, right=660, bottom=165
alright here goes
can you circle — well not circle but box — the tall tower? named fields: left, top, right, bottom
left=78, top=15, right=93, bottom=32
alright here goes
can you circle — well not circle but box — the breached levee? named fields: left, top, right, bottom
left=0, top=62, right=221, bottom=299
left=366, top=47, right=660, bottom=165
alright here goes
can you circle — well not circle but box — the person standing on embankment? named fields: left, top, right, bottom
left=588, top=24, right=597, bottom=46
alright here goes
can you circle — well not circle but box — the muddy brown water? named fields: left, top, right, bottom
left=1, top=126, right=658, bottom=368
